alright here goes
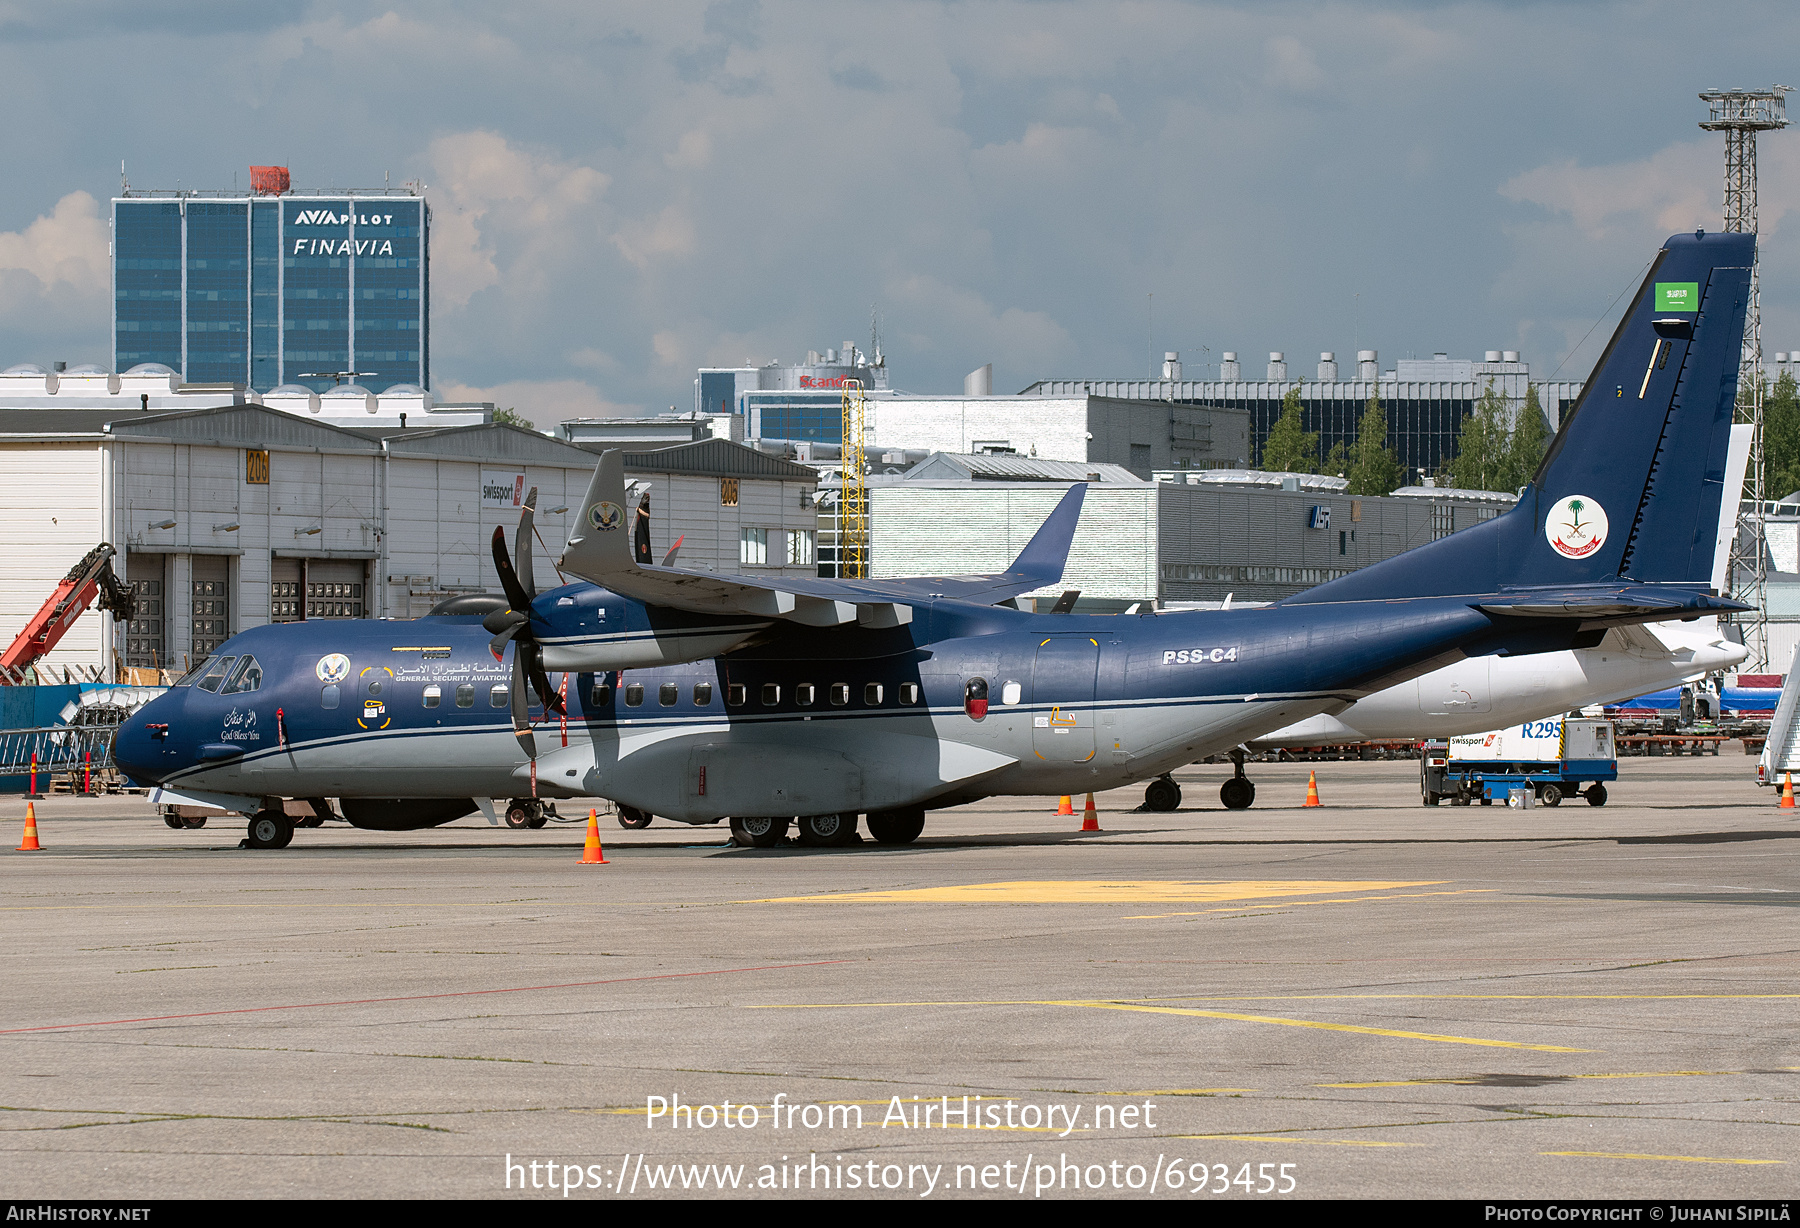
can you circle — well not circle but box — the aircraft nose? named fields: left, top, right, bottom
left=114, top=690, right=184, bottom=786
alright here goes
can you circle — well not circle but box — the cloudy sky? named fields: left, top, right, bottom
left=1, top=1, right=1797, bottom=425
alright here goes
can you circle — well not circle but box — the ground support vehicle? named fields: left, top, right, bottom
left=1422, top=718, right=1617, bottom=807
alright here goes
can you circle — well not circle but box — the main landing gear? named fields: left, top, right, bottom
left=1219, top=748, right=1256, bottom=810
left=1143, top=774, right=1182, bottom=812
left=727, top=809, right=925, bottom=848
left=617, top=804, right=653, bottom=829
left=504, top=799, right=553, bottom=829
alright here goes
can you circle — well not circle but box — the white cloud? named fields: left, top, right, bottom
left=426, top=130, right=610, bottom=307
left=0, top=190, right=108, bottom=296
left=1501, top=140, right=1719, bottom=242
left=611, top=203, right=698, bottom=270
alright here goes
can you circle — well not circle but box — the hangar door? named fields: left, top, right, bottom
left=270, top=557, right=367, bottom=622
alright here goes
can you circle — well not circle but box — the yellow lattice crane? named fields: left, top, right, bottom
left=838, top=378, right=869, bottom=578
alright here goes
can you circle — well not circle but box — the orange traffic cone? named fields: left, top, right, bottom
left=17, top=801, right=41, bottom=851
left=1081, top=792, right=1100, bottom=832
left=581, top=808, right=607, bottom=864
left=1057, top=795, right=1074, bottom=816
left=1304, top=770, right=1322, bottom=807
left=1783, top=774, right=1795, bottom=809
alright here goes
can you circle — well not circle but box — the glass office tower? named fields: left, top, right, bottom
left=113, top=189, right=430, bottom=394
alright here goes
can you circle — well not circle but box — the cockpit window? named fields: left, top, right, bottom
left=221, top=655, right=262, bottom=695
left=175, top=655, right=222, bottom=687
left=194, top=655, right=238, bottom=693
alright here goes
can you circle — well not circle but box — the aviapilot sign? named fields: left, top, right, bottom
left=1655, top=282, right=1699, bottom=313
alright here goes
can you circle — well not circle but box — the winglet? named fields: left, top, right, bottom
left=560, top=450, right=635, bottom=582
left=1007, top=484, right=1087, bottom=587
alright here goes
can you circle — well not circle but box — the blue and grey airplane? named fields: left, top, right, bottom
left=116, top=231, right=1753, bottom=850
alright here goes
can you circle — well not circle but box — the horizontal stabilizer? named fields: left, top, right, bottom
left=1477, top=585, right=1747, bottom=623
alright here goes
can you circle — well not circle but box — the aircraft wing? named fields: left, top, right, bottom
left=558, top=451, right=1086, bottom=625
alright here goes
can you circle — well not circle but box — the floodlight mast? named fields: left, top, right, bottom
left=1700, top=86, right=1791, bottom=671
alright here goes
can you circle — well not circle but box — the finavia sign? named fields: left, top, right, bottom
left=291, top=238, right=397, bottom=256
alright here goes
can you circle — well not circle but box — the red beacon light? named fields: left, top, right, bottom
left=964, top=676, right=988, bottom=719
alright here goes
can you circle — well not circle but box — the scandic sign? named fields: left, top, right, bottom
left=799, top=375, right=854, bottom=388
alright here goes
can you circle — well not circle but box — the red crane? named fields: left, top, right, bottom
left=1, top=544, right=136, bottom=683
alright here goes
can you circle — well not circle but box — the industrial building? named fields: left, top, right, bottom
left=1023, top=350, right=1584, bottom=482
left=0, top=408, right=815, bottom=682
left=835, top=454, right=1514, bottom=604
left=113, top=168, right=430, bottom=395
left=695, top=342, right=889, bottom=442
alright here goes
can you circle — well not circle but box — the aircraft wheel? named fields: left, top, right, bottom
left=527, top=811, right=549, bottom=829
left=1144, top=777, right=1182, bottom=812
left=246, top=810, right=293, bottom=850
left=504, top=800, right=535, bottom=829
left=162, top=812, right=183, bottom=829
left=1585, top=783, right=1608, bottom=807
left=617, top=804, right=653, bottom=830
left=1537, top=783, right=1563, bottom=807
left=181, top=814, right=208, bottom=829
left=1219, top=777, right=1255, bottom=810
left=730, top=816, right=790, bottom=848
left=797, top=812, right=858, bottom=847
left=866, top=808, right=926, bottom=845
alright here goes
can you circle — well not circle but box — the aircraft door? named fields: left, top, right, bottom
left=1032, top=636, right=1099, bottom=762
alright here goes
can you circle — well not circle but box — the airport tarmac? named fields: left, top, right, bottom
left=1, top=753, right=1795, bottom=1201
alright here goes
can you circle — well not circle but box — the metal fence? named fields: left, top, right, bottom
left=0, top=724, right=118, bottom=786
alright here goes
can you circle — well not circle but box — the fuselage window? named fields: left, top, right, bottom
left=796, top=683, right=815, bottom=706
left=865, top=683, right=884, bottom=705
left=422, top=684, right=441, bottom=708
left=221, top=655, right=262, bottom=695
left=365, top=677, right=383, bottom=698
left=898, top=683, right=919, bottom=705
left=727, top=683, right=746, bottom=707
left=659, top=682, right=679, bottom=706
left=195, top=655, right=238, bottom=693
left=761, top=683, right=780, bottom=705
left=625, top=683, right=645, bottom=707
left=1001, top=681, right=1022, bottom=705
left=693, top=682, right=713, bottom=706
left=830, top=683, right=849, bottom=706
left=590, top=683, right=611, bottom=707
left=321, top=684, right=340, bottom=709
left=490, top=684, right=508, bottom=708
left=456, top=683, right=475, bottom=708
left=965, top=676, right=989, bottom=719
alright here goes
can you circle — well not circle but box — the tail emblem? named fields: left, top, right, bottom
left=1547, top=495, right=1609, bottom=560
left=589, top=501, right=624, bottom=531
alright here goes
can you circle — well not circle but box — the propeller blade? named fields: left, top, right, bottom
left=514, top=487, right=539, bottom=604
left=526, top=648, right=565, bottom=715
left=490, top=525, right=532, bottom=614
left=510, top=647, right=534, bottom=760
left=662, top=534, right=685, bottom=567
left=487, top=622, right=522, bottom=661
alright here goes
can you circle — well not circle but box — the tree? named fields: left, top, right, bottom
left=1345, top=391, right=1404, bottom=496
left=1765, top=370, right=1800, bottom=505
left=1446, top=379, right=1513, bottom=492
left=1259, top=388, right=1317, bottom=473
left=493, top=406, right=534, bottom=430
left=1505, top=382, right=1551, bottom=492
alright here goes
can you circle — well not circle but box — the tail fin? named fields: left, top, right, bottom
left=1005, top=482, right=1087, bottom=588
left=1291, top=231, right=1753, bottom=603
